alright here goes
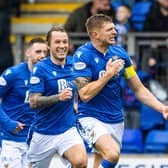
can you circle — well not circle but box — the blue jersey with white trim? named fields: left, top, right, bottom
left=29, top=56, right=75, bottom=135
left=73, top=42, right=132, bottom=123
left=0, top=62, right=35, bottom=142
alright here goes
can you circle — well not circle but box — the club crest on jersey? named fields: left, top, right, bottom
left=74, top=62, right=86, bottom=70
left=94, top=57, right=99, bottom=64
left=30, top=76, right=40, bottom=84
left=112, top=55, right=119, bottom=61
left=0, top=77, right=7, bottom=86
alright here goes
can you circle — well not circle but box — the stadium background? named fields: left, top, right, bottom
left=9, top=0, right=168, bottom=166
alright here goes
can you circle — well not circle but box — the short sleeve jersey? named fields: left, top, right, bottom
left=0, top=62, right=34, bottom=141
left=73, top=42, right=135, bottom=123
left=29, top=56, right=76, bottom=135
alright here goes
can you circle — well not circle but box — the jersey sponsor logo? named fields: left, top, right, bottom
left=58, top=79, right=68, bottom=93
left=30, top=76, right=40, bottom=84
left=74, top=62, right=86, bottom=70
left=24, top=90, right=30, bottom=103
left=0, top=77, right=7, bottom=86
left=99, top=70, right=105, bottom=78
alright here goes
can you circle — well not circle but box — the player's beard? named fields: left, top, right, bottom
left=51, top=50, right=67, bottom=62
left=56, top=57, right=65, bottom=62
left=54, top=53, right=67, bottom=62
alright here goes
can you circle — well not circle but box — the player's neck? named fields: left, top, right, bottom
left=92, top=42, right=108, bottom=54
left=27, top=60, right=33, bottom=71
left=50, top=56, right=66, bottom=66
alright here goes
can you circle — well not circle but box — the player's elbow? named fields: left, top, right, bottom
left=79, top=94, right=91, bottom=103
left=29, top=97, right=38, bottom=109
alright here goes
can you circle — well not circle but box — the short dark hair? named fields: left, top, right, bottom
left=46, top=26, right=68, bottom=46
left=85, top=14, right=112, bottom=34
left=27, top=37, right=46, bottom=48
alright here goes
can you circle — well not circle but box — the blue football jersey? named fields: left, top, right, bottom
left=0, top=62, right=35, bottom=142
left=0, top=104, right=18, bottom=133
left=73, top=42, right=132, bottom=123
left=29, top=56, right=76, bottom=135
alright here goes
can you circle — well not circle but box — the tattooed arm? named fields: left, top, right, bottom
left=76, top=76, right=111, bottom=102
left=29, top=93, right=60, bottom=109
left=29, top=88, right=72, bottom=109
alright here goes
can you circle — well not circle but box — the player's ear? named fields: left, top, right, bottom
left=91, top=31, right=97, bottom=38
left=47, top=46, right=50, bottom=51
left=25, top=48, right=31, bottom=59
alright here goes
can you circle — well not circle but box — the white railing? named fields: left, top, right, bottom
left=11, top=23, right=168, bottom=64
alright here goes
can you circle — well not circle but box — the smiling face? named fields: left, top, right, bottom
left=48, top=30, right=69, bottom=64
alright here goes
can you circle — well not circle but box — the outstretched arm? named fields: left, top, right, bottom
left=127, top=75, right=168, bottom=120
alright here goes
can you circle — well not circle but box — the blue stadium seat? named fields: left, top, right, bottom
left=121, top=128, right=143, bottom=153
left=111, top=1, right=122, bottom=11
left=144, top=130, right=168, bottom=153
left=140, top=104, right=164, bottom=131
left=131, top=1, right=152, bottom=31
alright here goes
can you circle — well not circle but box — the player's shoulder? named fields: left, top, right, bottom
left=109, top=45, right=127, bottom=53
left=78, top=42, right=94, bottom=52
left=74, top=42, right=94, bottom=59
left=109, top=45, right=129, bottom=58
left=0, top=62, right=28, bottom=83
left=5, top=62, right=27, bottom=75
left=35, top=56, right=49, bottom=68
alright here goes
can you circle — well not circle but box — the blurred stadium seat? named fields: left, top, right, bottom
left=121, top=128, right=143, bottom=153
left=140, top=104, right=164, bottom=131
left=11, top=2, right=84, bottom=44
left=111, top=1, right=122, bottom=11
left=131, top=1, right=152, bottom=31
left=144, top=130, right=168, bottom=153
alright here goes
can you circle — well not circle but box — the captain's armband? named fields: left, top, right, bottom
left=124, top=65, right=136, bottom=79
